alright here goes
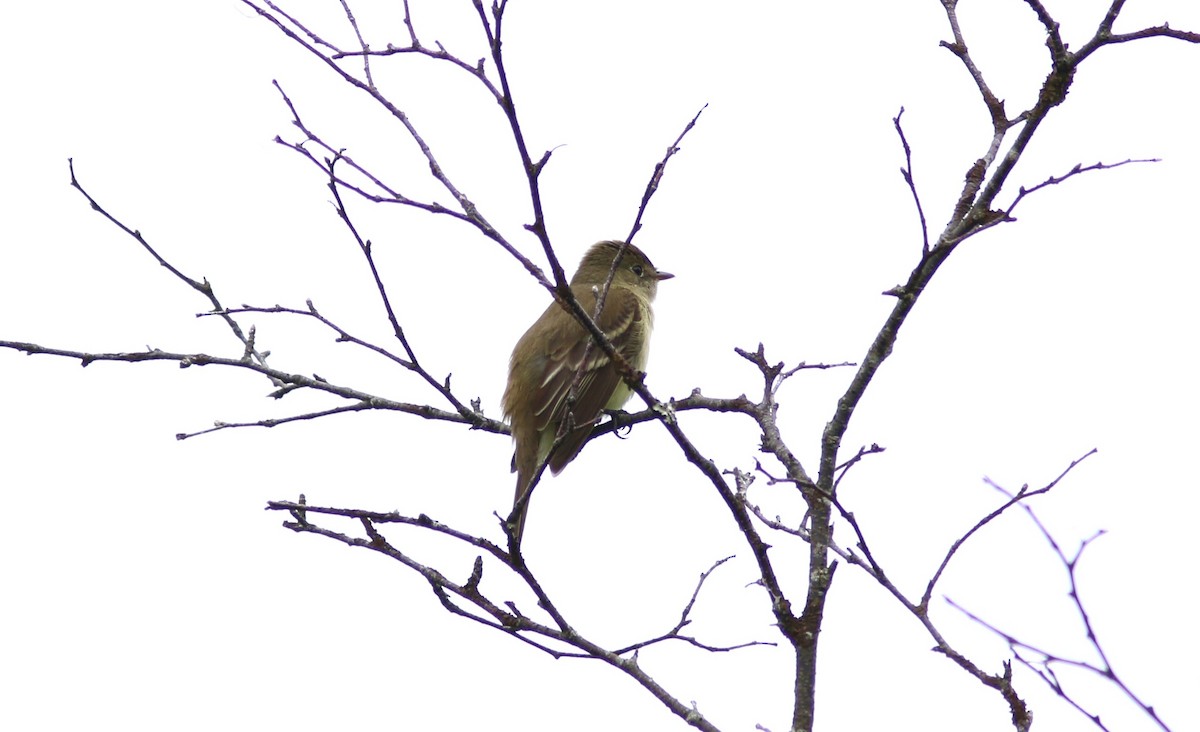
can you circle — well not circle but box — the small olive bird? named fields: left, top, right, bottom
left=502, top=241, right=673, bottom=544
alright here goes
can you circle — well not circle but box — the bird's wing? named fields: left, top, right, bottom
left=537, top=286, right=646, bottom=473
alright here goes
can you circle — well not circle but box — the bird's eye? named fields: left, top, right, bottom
left=631, top=264, right=645, bottom=277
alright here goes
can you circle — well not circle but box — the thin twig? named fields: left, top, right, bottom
left=175, top=403, right=374, bottom=440
left=66, top=160, right=279, bottom=384
left=324, top=153, right=476, bottom=418
left=922, top=449, right=1097, bottom=610
left=336, top=0, right=374, bottom=88
left=893, top=108, right=930, bottom=254
left=625, top=104, right=707, bottom=245
left=1006, top=158, right=1159, bottom=216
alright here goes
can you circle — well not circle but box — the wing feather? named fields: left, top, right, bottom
left=544, top=285, right=647, bottom=472
left=505, top=283, right=649, bottom=476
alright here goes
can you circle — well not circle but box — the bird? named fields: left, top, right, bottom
left=501, top=240, right=673, bottom=545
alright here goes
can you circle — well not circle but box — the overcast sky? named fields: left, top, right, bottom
left=2, top=2, right=1198, bottom=731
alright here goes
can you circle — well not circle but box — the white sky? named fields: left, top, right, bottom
left=2, top=1, right=1197, bottom=731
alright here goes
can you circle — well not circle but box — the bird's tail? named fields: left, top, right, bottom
left=509, top=471, right=531, bottom=547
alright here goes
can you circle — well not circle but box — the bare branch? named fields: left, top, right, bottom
left=1073, top=3, right=1200, bottom=66
left=272, top=81, right=471, bottom=219
left=264, top=500, right=727, bottom=732
left=945, top=469, right=1175, bottom=732
left=820, top=0, right=1188, bottom=521
left=831, top=443, right=885, bottom=493
left=200, top=301, right=410, bottom=368
left=0, top=340, right=505, bottom=434
left=66, top=160, right=279, bottom=384
left=1006, top=158, right=1160, bottom=216
left=323, top=154, right=479, bottom=418
left=611, top=556, right=777, bottom=655
left=466, top=0, right=563, bottom=285
left=922, top=449, right=1097, bottom=610
left=336, top=0, right=375, bottom=88
left=174, top=403, right=374, bottom=441
left=625, top=104, right=707, bottom=245
left=938, top=2, right=1011, bottom=132
left=893, top=108, right=931, bottom=254
left=243, top=0, right=536, bottom=284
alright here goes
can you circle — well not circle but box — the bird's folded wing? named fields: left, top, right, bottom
left=533, top=287, right=644, bottom=470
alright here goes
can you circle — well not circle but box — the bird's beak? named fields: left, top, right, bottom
left=656, top=271, right=675, bottom=281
